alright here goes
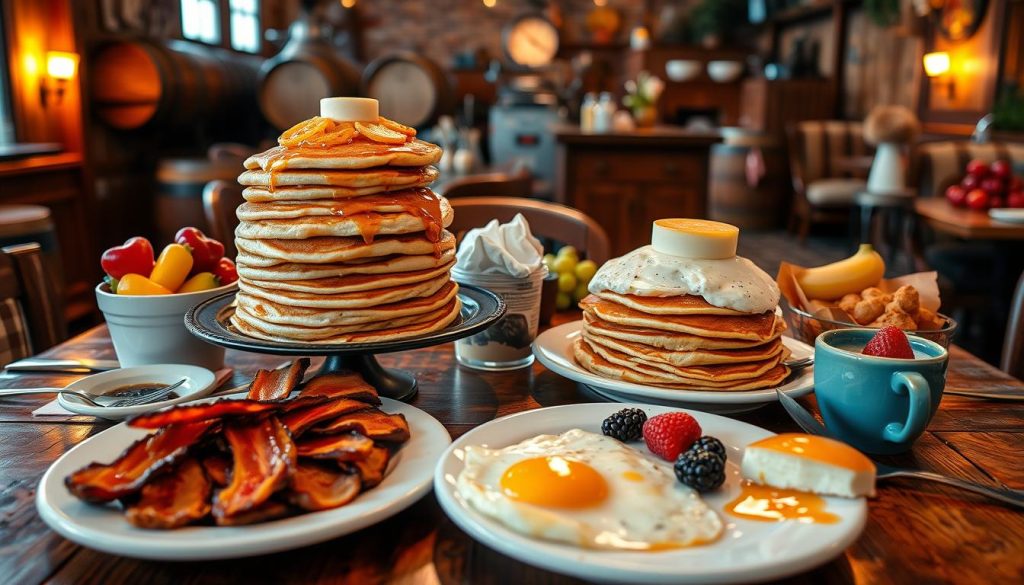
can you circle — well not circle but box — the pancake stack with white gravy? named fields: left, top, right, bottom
left=231, top=97, right=460, bottom=343
left=574, top=219, right=790, bottom=390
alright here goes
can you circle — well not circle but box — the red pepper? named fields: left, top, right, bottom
left=101, top=237, right=155, bottom=280
left=213, top=257, right=238, bottom=285
left=174, top=227, right=225, bottom=273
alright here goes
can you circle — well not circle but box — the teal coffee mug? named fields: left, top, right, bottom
left=814, top=329, right=948, bottom=454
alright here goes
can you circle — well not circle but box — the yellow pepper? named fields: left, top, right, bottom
left=177, top=272, right=220, bottom=293
left=149, top=243, right=193, bottom=292
left=116, top=273, right=172, bottom=295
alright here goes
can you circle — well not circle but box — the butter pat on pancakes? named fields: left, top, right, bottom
left=740, top=433, right=876, bottom=498
left=651, top=218, right=738, bottom=259
left=456, top=429, right=722, bottom=551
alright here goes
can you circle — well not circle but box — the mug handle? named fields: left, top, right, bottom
left=883, top=371, right=931, bottom=444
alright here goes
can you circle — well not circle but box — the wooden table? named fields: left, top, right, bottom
left=915, top=198, right=1024, bottom=240
left=3, top=317, right=1024, bottom=584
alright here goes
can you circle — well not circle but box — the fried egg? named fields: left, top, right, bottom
left=455, top=429, right=723, bottom=551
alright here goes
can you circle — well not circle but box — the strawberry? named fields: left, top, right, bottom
left=642, top=412, right=702, bottom=461
left=862, top=326, right=915, bottom=359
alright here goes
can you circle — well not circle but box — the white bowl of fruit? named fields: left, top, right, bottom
left=95, top=227, right=238, bottom=370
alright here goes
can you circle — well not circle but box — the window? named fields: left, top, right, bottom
left=181, top=0, right=221, bottom=45
left=0, top=16, right=13, bottom=145
left=229, top=0, right=261, bottom=53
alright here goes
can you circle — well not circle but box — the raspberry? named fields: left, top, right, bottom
left=642, top=412, right=702, bottom=461
left=862, top=326, right=914, bottom=359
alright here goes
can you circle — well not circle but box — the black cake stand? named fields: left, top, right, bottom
left=184, top=284, right=505, bottom=401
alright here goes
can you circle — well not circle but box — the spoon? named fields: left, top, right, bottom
left=783, top=356, right=814, bottom=370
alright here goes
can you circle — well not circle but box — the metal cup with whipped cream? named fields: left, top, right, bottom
left=452, top=214, right=548, bottom=371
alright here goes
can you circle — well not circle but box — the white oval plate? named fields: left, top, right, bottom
left=989, top=208, right=1024, bottom=223
left=532, top=321, right=813, bottom=411
left=434, top=403, right=866, bottom=584
left=56, top=364, right=217, bottom=420
left=37, top=396, right=451, bottom=560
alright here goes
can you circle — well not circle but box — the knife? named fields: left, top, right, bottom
left=775, top=389, right=1024, bottom=508
left=4, top=358, right=121, bottom=373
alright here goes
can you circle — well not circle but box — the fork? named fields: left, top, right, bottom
left=0, top=378, right=187, bottom=409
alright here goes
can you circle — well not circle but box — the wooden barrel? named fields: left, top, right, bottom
left=362, top=52, right=455, bottom=128
left=708, top=142, right=788, bottom=230
left=91, top=40, right=258, bottom=130
left=259, top=40, right=362, bottom=130
left=154, top=153, right=244, bottom=244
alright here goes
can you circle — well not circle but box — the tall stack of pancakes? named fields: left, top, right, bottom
left=575, top=292, right=790, bottom=390
left=231, top=114, right=460, bottom=343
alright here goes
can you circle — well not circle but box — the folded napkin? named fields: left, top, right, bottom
left=32, top=367, right=235, bottom=419
left=454, top=213, right=543, bottom=278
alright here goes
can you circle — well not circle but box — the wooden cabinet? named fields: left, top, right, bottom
left=739, top=78, right=836, bottom=137
left=555, top=128, right=719, bottom=257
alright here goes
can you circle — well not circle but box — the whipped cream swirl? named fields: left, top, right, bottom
left=588, top=245, right=780, bottom=314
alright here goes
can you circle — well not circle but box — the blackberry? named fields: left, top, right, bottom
left=601, top=408, right=647, bottom=442
left=687, top=436, right=727, bottom=462
left=673, top=450, right=726, bottom=493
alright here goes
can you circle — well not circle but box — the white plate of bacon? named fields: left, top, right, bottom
left=36, top=360, right=451, bottom=560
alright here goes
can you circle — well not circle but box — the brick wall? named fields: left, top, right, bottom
left=357, top=0, right=647, bottom=66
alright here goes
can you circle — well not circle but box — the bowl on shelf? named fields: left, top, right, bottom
left=707, top=60, right=744, bottom=83
left=665, top=59, right=702, bottom=82
left=96, top=281, right=237, bottom=370
left=782, top=300, right=958, bottom=349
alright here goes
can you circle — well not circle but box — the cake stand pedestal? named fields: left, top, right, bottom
left=184, top=284, right=505, bottom=401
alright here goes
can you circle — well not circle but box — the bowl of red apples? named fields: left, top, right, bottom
left=945, top=158, right=1024, bottom=210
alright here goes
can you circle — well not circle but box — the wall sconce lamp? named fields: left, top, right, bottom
left=923, top=51, right=954, bottom=99
left=40, top=51, right=79, bottom=106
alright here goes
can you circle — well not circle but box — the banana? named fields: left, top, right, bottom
left=796, top=244, right=886, bottom=301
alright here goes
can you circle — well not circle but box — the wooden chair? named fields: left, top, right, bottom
left=440, top=169, right=533, bottom=199
left=1002, top=271, right=1024, bottom=381
left=202, top=179, right=246, bottom=259
left=787, top=120, right=871, bottom=243
left=447, top=197, right=611, bottom=263
left=0, top=243, right=67, bottom=364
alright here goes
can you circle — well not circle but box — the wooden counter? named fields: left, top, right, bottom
left=554, top=126, right=721, bottom=256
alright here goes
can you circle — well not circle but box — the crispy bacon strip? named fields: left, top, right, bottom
left=297, top=372, right=380, bottom=405
left=349, top=446, right=391, bottom=489
left=314, top=410, right=411, bottom=443
left=125, top=458, right=212, bottom=529
left=215, top=500, right=293, bottom=526
left=280, top=394, right=331, bottom=413
left=247, top=358, right=311, bottom=401
left=287, top=461, right=361, bottom=511
left=279, top=398, right=369, bottom=436
left=66, top=421, right=216, bottom=503
left=296, top=432, right=374, bottom=461
left=201, top=453, right=231, bottom=487
left=213, top=416, right=296, bottom=521
left=128, top=399, right=281, bottom=430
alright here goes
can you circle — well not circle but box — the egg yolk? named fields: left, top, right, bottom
left=500, top=457, right=608, bottom=509
left=749, top=433, right=874, bottom=473
left=726, top=482, right=840, bottom=524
